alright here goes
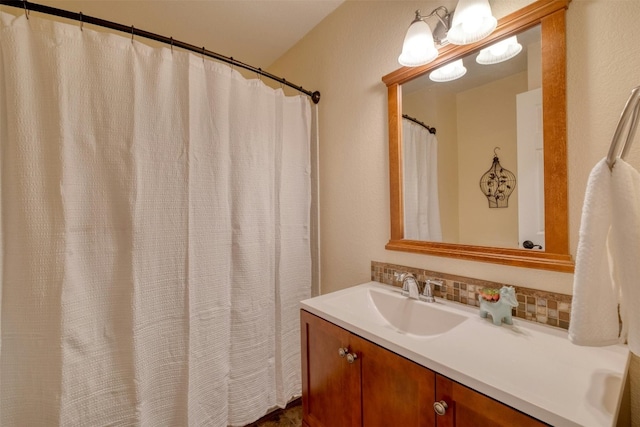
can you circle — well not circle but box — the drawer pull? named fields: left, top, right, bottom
left=338, top=347, right=349, bottom=358
left=433, top=400, right=448, bottom=416
left=346, top=353, right=358, bottom=364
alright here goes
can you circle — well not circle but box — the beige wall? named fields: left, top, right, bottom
left=457, top=72, right=526, bottom=247
left=269, top=0, right=640, bottom=421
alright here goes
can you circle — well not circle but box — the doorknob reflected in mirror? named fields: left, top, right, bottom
left=523, top=240, right=543, bottom=250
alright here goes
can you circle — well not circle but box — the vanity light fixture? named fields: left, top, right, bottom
left=447, top=0, right=497, bottom=45
left=398, top=7, right=450, bottom=67
left=398, top=0, right=497, bottom=67
left=476, top=35, right=523, bottom=65
left=429, top=59, right=467, bottom=82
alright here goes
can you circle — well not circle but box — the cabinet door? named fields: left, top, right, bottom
left=301, top=311, right=362, bottom=427
left=435, top=375, right=548, bottom=427
left=356, top=335, right=436, bottom=427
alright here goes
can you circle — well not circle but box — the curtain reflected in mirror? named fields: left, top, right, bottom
left=402, top=118, right=441, bottom=241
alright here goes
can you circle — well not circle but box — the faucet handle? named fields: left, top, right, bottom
left=420, top=278, right=441, bottom=303
left=426, top=279, right=444, bottom=288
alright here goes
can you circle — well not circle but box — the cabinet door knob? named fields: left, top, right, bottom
left=338, top=347, right=349, bottom=358
left=346, top=353, right=358, bottom=364
left=433, top=400, right=448, bottom=416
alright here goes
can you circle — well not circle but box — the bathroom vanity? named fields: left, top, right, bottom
left=300, top=282, right=629, bottom=427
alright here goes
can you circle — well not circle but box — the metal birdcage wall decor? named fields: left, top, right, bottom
left=479, top=147, right=516, bottom=208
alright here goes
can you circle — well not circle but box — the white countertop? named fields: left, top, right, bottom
left=300, top=281, right=630, bottom=427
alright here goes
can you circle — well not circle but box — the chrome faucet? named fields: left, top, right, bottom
left=397, top=272, right=420, bottom=299
left=394, top=272, right=442, bottom=302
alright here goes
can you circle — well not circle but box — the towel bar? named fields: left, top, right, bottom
left=606, top=85, right=640, bottom=170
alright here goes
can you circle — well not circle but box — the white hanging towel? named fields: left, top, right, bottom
left=569, top=157, right=640, bottom=355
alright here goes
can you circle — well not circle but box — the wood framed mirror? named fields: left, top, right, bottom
left=383, top=0, right=573, bottom=272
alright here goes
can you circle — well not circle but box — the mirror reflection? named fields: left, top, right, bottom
left=401, top=25, right=543, bottom=250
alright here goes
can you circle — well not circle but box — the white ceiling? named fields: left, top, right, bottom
left=32, top=1, right=344, bottom=68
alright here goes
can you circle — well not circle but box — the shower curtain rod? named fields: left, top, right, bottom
left=1, top=0, right=321, bottom=104
left=402, top=114, right=436, bottom=135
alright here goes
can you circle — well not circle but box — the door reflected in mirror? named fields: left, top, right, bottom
left=402, top=25, right=543, bottom=250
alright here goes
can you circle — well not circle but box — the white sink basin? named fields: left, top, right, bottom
left=321, top=282, right=467, bottom=337
left=368, top=288, right=467, bottom=337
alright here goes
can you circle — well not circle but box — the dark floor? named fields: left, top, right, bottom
left=245, top=399, right=302, bottom=427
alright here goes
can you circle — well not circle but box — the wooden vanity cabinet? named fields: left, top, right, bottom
left=301, top=310, right=435, bottom=427
left=435, top=375, right=548, bottom=427
left=301, top=309, right=362, bottom=426
left=301, top=310, right=548, bottom=427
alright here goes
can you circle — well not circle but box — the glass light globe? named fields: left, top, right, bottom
left=399, top=18, right=438, bottom=67
left=447, top=0, right=497, bottom=45
left=476, top=36, right=523, bottom=65
left=429, top=59, right=467, bottom=82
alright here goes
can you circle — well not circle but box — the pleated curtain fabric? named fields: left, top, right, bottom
left=402, top=119, right=442, bottom=241
left=0, top=11, right=311, bottom=427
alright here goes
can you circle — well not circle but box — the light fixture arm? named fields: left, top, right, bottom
left=427, top=6, right=451, bottom=31
left=413, top=6, right=451, bottom=44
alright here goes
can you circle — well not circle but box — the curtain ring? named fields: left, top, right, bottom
left=257, top=68, right=262, bottom=82
left=201, top=46, right=206, bottom=62
left=79, top=12, right=83, bottom=31
left=281, top=78, right=286, bottom=90
left=170, top=36, right=173, bottom=53
left=131, top=25, right=134, bottom=43
left=230, top=57, right=234, bottom=73
left=23, top=0, right=29, bottom=19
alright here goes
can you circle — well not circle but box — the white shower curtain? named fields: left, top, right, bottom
left=402, top=119, right=442, bottom=241
left=0, top=11, right=312, bottom=427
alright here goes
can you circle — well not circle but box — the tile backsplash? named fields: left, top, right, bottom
left=371, top=261, right=572, bottom=330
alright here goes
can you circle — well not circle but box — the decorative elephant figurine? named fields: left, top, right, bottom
left=479, top=286, right=518, bottom=326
